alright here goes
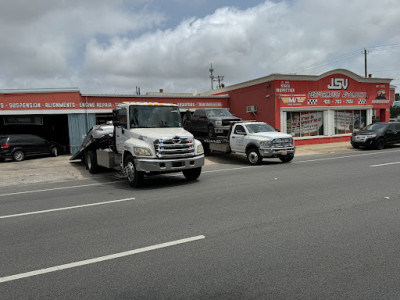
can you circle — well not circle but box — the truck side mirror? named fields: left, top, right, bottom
left=275, top=128, right=280, bottom=132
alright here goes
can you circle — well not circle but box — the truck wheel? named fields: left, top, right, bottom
left=208, top=125, right=215, bottom=138
left=87, top=150, right=98, bottom=174
left=125, top=156, right=144, bottom=188
left=279, top=153, right=294, bottom=163
left=12, top=150, right=25, bottom=162
left=246, top=148, right=262, bottom=165
left=203, top=143, right=211, bottom=156
left=183, top=167, right=202, bottom=181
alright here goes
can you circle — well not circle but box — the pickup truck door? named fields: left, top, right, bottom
left=195, top=110, right=207, bottom=133
left=229, top=124, right=246, bottom=152
left=190, top=110, right=200, bottom=132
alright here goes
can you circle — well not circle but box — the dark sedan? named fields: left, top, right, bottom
left=0, top=134, right=60, bottom=162
left=351, top=122, right=400, bottom=150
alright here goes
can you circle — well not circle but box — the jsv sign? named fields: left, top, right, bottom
left=328, top=78, right=348, bottom=90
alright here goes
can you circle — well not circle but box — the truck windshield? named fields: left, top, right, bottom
left=205, top=109, right=233, bottom=117
left=129, top=106, right=182, bottom=128
left=245, top=123, right=275, bottom=133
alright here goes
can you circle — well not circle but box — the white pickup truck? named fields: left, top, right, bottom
left=199, top=122, right=295, bottom=165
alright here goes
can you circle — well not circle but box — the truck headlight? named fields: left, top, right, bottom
left=134, top=147, right=152, bottom=156
left=214, top=120, right=222, bottom=126
left=259, top=140, right=272, bottom=147
left=197, top=143, right=204, bottom=154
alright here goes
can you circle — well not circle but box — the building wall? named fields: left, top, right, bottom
left=210, top=70, right=392, bottom=145
left=213, top=81, right=277, bottom=127
left=0, top=69, right=393, bottom=148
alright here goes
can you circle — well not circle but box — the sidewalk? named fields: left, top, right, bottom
left=0, top=142, right=355, bottom=188
left=295, top=141, right=354, bottom=155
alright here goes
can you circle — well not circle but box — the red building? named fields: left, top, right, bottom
left=0, top=69, right=395, bottom=153
left=205, top=69, right=394, bottom=145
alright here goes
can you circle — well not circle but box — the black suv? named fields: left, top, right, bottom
left=0, top=134, right=59, bottom=162
left=184, top=108, right=241, bottom=137
left=351, top=122, right=400, bottom=150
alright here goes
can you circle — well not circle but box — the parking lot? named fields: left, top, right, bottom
left=0, top=142, right=355, bottom=188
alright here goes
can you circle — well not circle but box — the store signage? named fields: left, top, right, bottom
left=328, top=78, right=348, bottom=90
left=176, top=102, right=223, bottom=108
left=280, top=96, right=306, bottom=104
left=0, top=98, right=226, bottom=112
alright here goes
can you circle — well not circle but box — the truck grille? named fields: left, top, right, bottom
left=272, top=138, right=293, bottom=148
left=154, top=136, right=195, bottom=158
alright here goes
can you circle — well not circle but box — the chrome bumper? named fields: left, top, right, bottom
left=134, top=155, right=205, bottom=172
left=259, top=147, right=296, bottom=157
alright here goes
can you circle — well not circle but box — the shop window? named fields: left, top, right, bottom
left=334, top=110, right=366, bottom=134
left=286, top=111, right=323, bottom=137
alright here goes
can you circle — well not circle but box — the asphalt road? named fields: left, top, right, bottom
left=1, top=147, right=400, bottom=299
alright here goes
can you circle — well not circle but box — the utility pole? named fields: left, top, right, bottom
left=209, top=63, right=225, bottom=90
left=364, top=48, right=368, bottom=77
left=209, top=63, right=215, bottom=90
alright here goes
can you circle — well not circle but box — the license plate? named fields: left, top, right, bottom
left=172, top=161, right=184, bottom=168
left=280, top=151, right=287, bottom=155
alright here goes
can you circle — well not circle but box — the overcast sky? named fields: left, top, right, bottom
left=1, top=0, right=399, bottom=95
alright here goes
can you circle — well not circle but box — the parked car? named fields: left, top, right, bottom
left=351, top=122, right=400, bottom=150
left=0, top=134, right=60, bottom=162
left=184, top=108, right=241, bottom=137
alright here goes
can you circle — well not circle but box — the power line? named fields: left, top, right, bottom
left=293, top=42, right=400, bottom=74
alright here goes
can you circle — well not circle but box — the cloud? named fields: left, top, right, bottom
left=81, top=0, right=400, bottom=93
left=0, top=0, right=164, bottom=87
left=1, top=0, right=399, bottom=93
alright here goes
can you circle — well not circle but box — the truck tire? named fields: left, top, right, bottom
left=182, top=167, right=202, bottom=181
left=246, top=148, right=262, bottom=165
left=125, top=155, right=144, bottom=188
left=203, top=143, right=211, bottom=156
left=279, top=153, right=294, bottom=163
left=87, top=150, right=98, bottom=174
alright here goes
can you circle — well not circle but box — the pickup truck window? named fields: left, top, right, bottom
left=234, top=125, right=246, bottom=134
left=129, top=106, right=182, bottom=128
left=245, top=123, right=275, bottom=133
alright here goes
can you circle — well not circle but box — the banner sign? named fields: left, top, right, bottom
left=0, top=93, right=228, bottom=114
left=277, top=75, right=390, bottom=108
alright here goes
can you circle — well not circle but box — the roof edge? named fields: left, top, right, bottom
left=0, top=87, right=80, bottom=94
left=201, top=69, right=393, bottom=96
